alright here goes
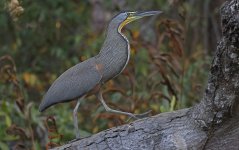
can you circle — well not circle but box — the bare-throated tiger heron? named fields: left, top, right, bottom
left=39, top=11, right=162, bottom=138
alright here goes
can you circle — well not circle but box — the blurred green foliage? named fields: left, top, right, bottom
left=0, top=0, right=223, bottom=149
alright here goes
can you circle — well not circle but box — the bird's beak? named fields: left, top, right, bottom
left=129, top=11, right=162, bottom=21
left=119, top=11, right=162, bottom=31
left=131, top=11, right=162, bottom=20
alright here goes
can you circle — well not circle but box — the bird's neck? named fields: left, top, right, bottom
left=96, top=22, right=130, bottom=81
left=99, top=22, right=129, bottom=55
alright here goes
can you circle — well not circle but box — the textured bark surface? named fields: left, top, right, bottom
left=53, top=0, right=239, bottom=149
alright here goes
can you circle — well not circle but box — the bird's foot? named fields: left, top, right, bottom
left=70, top=137, right=81, bottom=143
left=126, top=110, right=152, bottom=122
left=135, top=110, right=152, bottom=118
left=75, top=132, right=80, bottom=139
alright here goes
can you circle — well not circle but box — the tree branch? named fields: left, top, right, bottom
left=53, top=0, right=239, bottom=149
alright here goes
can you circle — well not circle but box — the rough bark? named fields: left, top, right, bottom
left=53, top=0, right=239, bottom=149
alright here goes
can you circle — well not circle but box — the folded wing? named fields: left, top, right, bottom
left=39, top=57, right=102, bottom=112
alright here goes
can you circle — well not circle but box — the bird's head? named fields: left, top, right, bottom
left=114, top=11, right=162, bottom=31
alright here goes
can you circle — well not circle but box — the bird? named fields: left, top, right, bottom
left=39, top=11, right=162, bottom=138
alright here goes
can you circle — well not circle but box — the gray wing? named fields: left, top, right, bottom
left=39, top=57, right=102, bottom=112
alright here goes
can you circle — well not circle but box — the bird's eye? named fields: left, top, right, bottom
left=127, top=12, right=136, bottom=17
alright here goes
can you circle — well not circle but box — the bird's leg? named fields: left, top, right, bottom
left=73, top=98, right=82, bottom=139
left=96, top=91, right=139, bottom=119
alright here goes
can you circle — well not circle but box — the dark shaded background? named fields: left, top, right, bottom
left=0, top=0, right=224, bottom=149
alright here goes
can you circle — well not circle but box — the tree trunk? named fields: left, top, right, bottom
left=53, top=0, right=239, bottom=149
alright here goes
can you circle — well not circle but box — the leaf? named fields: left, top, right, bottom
left=0, top=112, right=12, bottom=127
left=5, top=115, right=12, bottom=127
left=0, top=141, right=8, bottom=150
left=170, top=96, right=176, bottom=111
left=132, top=31, right=140, bottom=39
left=23, top=72, right=38, bottom=86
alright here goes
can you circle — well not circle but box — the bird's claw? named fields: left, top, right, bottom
left=126, top=110, right=152, bottom=122
left=135, top=110, right=152, bottom=118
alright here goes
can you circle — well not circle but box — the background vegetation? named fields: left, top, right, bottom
left=0, top=0, right=224, bottom=149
